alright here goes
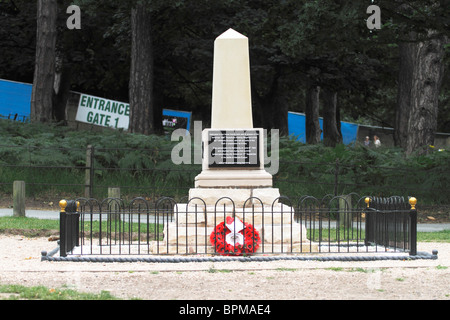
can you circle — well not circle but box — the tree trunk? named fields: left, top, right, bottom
left=305, top=85, right=321, bottom=144
left=322, top=88, right=342, bottom=147
left=129, top=3, right=154, bottom=135
left=394, top=33, right=445, bottom=155
left=275, top=95, right=289, bottom=136
left=252, top=81, right=275, bottom=130
left=252, top=74, right=288, bottom=135
left=252, top=90, right=272, bottom=130
left=30, top=0, right=57, bottom=123
left=53, top=61, right=72, bottom=124
left=272, top=77, right=289, bottom=136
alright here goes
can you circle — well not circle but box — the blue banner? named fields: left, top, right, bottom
left=288, top=112, right=358, bottom=145
left=0, top=79, right=32, bottom=121
left=162, top=109, right=192, bottom=132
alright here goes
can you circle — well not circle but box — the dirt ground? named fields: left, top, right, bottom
left=0, top=235, right=448, bottom=301
left=1, top=196, right=449, bottom=303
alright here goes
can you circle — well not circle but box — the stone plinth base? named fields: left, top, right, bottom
left=175, top=203, right=296, bottom=226
left=194, top=169, right=273, bottom=188
left=151, top=242, right=318, bottom=255
left=158, top=189, right=317, bottom=255
left=162, top=222, right=309, bottom=245
left=188, top=187, right=282, bottom=206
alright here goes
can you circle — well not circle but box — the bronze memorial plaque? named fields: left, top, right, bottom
left=207, top=130, right=260, bottom=168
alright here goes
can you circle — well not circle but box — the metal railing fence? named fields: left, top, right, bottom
left=57, top=195, right=418, bottom=258
left=365, top=196, right=417, bottom=255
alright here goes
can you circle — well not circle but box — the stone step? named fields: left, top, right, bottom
left=150, top=241, right=319, bottom=254
left=174, top=204, right=296, bottom=226
left=188, top=187, right=282, bottom=206
left=163, top=222, right=309, bottom=246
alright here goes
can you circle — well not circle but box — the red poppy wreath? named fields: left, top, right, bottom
left=210, top=216, right=261, bottom=256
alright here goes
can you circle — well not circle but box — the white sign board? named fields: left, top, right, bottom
left=75, top=94, right=130, bottom=129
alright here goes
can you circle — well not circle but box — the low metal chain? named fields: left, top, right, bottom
left=41, top=248, right=438, bottom=263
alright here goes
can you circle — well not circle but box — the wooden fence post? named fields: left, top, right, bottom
left=85, top=145, right=93, bottom=198
left=108, top=187, right=120, bottom=199
left=13, top=180, right=26, bottom=217
left=108, top=187, right=121, bottom=222
left=339, top=194, right=351, bottom=229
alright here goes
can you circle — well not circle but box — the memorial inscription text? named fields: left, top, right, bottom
left=208, top=130, right=260, bottom=168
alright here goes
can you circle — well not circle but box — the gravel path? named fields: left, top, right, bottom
left=0, top=235, right=449, bottom=300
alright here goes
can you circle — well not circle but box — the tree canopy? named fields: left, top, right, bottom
left=1, top=0, right=448, bottom=145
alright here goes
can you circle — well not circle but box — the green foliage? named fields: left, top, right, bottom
left=0, top=119, right=199, bottom=198
left=0, top=120, right=448, bottom=203
left=275, top=135, right=450, bottom=203
left=0, top=119, right=174, bottom=168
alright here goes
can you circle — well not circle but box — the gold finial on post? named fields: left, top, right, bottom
left=365, top=197, right=371, bottom=208
left=409, top=197, right=417, bottom=210
left=59, top=200, right=67, bottom=213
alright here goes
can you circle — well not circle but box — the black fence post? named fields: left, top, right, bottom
left=75, top=200, right=80, bottom=247
left=364, top=197, right=372, bottom=246
left=59, top=199, right=80, bottom=257
left=59, top=200, right=68, bottom=257
left=409, top=197, right=417, bottom=256
left=67, top=200, right=79, bottom=254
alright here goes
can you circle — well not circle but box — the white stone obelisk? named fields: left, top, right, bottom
left=193, top=28, right=274, bottom=197
left=211, top=29, right=253, bottom=129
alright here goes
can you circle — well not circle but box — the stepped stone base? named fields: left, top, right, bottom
left=159, top=188, right=317, bottom=255
left=163, top=222, right=309, bottom=245
left=151, top=241, right=318, bottom=255
left=188, top=187, right=282, bottom=207
left=194, top=169, right=273, bottom=188
left=175, top=203, right=294, bottom=226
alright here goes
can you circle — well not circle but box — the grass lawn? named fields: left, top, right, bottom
left=0, top=284, right=122, bottom=300
left=0, top=216, right=448, bottom=242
